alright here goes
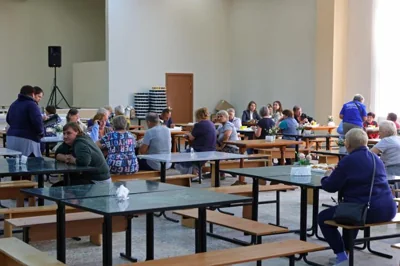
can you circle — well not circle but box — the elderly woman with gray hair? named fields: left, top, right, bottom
left=216, top=110, right=239, bottom=153
left=96, top=115, right=138, bottom=175
left=339, top=94, right=367, bottom=134
left=319, top=128, right=396, bottom=266
left=254, top=106, right=275, bottom=139
left=371, top=120, right=400, bottom=175
left=227, top=108, right=242, bottom=130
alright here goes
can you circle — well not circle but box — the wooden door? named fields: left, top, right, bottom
left=166, top=73, right=193, bottom=123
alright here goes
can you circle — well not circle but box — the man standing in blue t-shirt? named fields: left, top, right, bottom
left=339, top=94, right=367, bottom=134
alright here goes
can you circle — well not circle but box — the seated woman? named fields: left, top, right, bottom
left=176, top=108, right=216, bottom=175
left=241, top=101, right=261, bottom=123
left=318, top=128, right=396, bottom=266
left=277, top=109, right=298, bottom=165
left=227, top=108, right=241, bottom=130
left=272, top=101, right=283, bottom=123
left=97, top=116, right=138, bottom=175
left=43, top=105, right=62, bottom=137
left=66, top=108, right=87, bottom=132
left=216, top=110, right=239, bottom=153
left=363, top=112, right=379, bottom=139
left=114, top=105, right=130, bottom=129
left=88, top=112, right=113, bottom=142
left=371, top=120, right=400, bottom=175
left=254, top=106, right=275, bottom=139
left=55, top=122, right=111, bottom=185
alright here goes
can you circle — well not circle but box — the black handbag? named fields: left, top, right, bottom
left=333, top=152, right=376, bottom=226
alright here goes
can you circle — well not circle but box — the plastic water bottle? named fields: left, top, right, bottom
left=190, top=148, right=195, bottom=157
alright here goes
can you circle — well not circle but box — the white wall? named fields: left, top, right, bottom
left=229, top=0, right=316, bottom=115
left=107, top=0, right=231, bottom=111
left=0, top=0, right=106, bottom=107
left=73, top=61, right=108, bottom=107
left=346, top=0, right=373, bottom=111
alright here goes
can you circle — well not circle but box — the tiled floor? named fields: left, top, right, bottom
left=1, top=175, right=400, bottom=266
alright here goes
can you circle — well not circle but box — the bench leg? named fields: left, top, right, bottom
left=90, top=235, right=102, bottom=246
left=22, top=227, right=29, bottom=243
left=364, top=227, right=393, bottom=259
left=16, top=197, right=24, bottom=208
left=347, top=229, right=355, bottom=266
left=28, top=197, right=36, bottom=207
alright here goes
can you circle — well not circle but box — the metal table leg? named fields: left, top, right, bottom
left=156, top=163, right=178, bottom=223
left=46, top=143, right=50, bottom=157
left=146, top=213, right=154, bottom=260
left=56, top=202, right=66, bottom=263
left=214, top=160, right=220, bottom=187
left=120, top=216, right=137, bottom=262
left=38, top=174, right=44, bottom=206
left=196, top=207, right=207, bottom=253
left=103, top=215, right=113, bottom=266
left=299, top=187, right=307, bottom=241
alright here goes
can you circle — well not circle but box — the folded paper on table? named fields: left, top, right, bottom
left=116, top=185, right=130, bottom=201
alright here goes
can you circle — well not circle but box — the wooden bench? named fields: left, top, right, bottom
left=318, top=155, right=339, bottom=164
left=5, top=212, right=127, bottom=246
left=114, top=174, right=196, bottom=187
left=111, top=171, right=161, bottom=181
left=325, top=213, right=400, bottom=264
left=256, top=147, right=309, bottom=161
left=0, top=237, right=65, bottom=265
left=0, top=180, right=38, bottom=207
left=0, top=205, right=81, bottom=237
left=209, top=158, right=270, bottom=186
left=174, top=209, right=288, bottom=245
left=123, top=239, right=325, bottom=266
left=206, top=184, right=296, bottom=221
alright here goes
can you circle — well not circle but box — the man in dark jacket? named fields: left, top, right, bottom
left=6, top=85, right=44, bottom=157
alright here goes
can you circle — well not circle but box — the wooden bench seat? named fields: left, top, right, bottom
left=256, top=147, right=309, bottom=160
left=0, top=237, right=65, bottom=266
left=113, top=174, right=196, bottom=187
left=209, top=158, right=270, bottom=186
left=174, top=209, right=288, bottom=236
left=325, top=213, right=400, bottom=229
left=0, top=180, right=37, bottom=207
left=0, top=205, right=81, bottom=237
left=111, top=171, right=161, bottom=181
left=5, top=212, right=127, bottom=246
left=317, top=155, right=339, bottom=164
left=206, top=184, right=296, bottom=221
left=124, top=239, right=325, bottom=266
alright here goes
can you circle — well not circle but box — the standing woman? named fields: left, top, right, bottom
left=242, top=101, right=261, bottom=122
left=272, top=100, right=283, bottom=123
left=339, top=94, right=367, bottom=134
left=6, top=85, right=44, bottom=157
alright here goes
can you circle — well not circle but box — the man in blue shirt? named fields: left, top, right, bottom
left=339, top=94, right=367, bottom=134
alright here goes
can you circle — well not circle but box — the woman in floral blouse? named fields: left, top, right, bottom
left=97, top=116, right=138, bottom=174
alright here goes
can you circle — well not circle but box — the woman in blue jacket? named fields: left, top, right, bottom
left=318, top=128, right=396, bottom=265
left=241, top=101, right=261, bottom=122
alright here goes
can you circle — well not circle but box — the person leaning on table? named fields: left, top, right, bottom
left=339, top=94, right=367, bottom=135
left=318, top=128, right=396, bottom=266
left=54, top=122, right=111, bottom=186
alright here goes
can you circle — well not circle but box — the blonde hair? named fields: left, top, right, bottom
left=345, top=128, right=368, bottom=149
left=93, top=112, right=106, bottom=121
left=195, top=107, right=209, bottom=121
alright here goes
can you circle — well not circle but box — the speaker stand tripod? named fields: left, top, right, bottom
left=47, top=67, right=70, bottom=108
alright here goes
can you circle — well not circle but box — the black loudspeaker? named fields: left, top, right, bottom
left=48, top=46, right=62, bottom=67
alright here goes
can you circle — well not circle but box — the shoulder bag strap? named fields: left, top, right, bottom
left=367, top=151, right=377, bottom=208
left=353, top=101, right=363, bottom=118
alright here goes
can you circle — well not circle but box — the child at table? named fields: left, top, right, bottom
left=363, top=112, right=379, bottom=139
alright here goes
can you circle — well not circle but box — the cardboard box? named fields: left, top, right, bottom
left=215, top=100, right=234, bottom=112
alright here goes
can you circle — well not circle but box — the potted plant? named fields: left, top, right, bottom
left=328, top=115, right=335, bottom=126
left=296, top=125, right=304, bottom=135
left=265, top=127, right=279, bottom=142
left=336, top=138, right=346, bottom=153
left=297, top=153, right=312, bottom=165
left=55, top=124, right=63, bottom=138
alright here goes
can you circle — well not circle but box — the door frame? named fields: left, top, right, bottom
left=165, top=73, right=194, bottom=122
